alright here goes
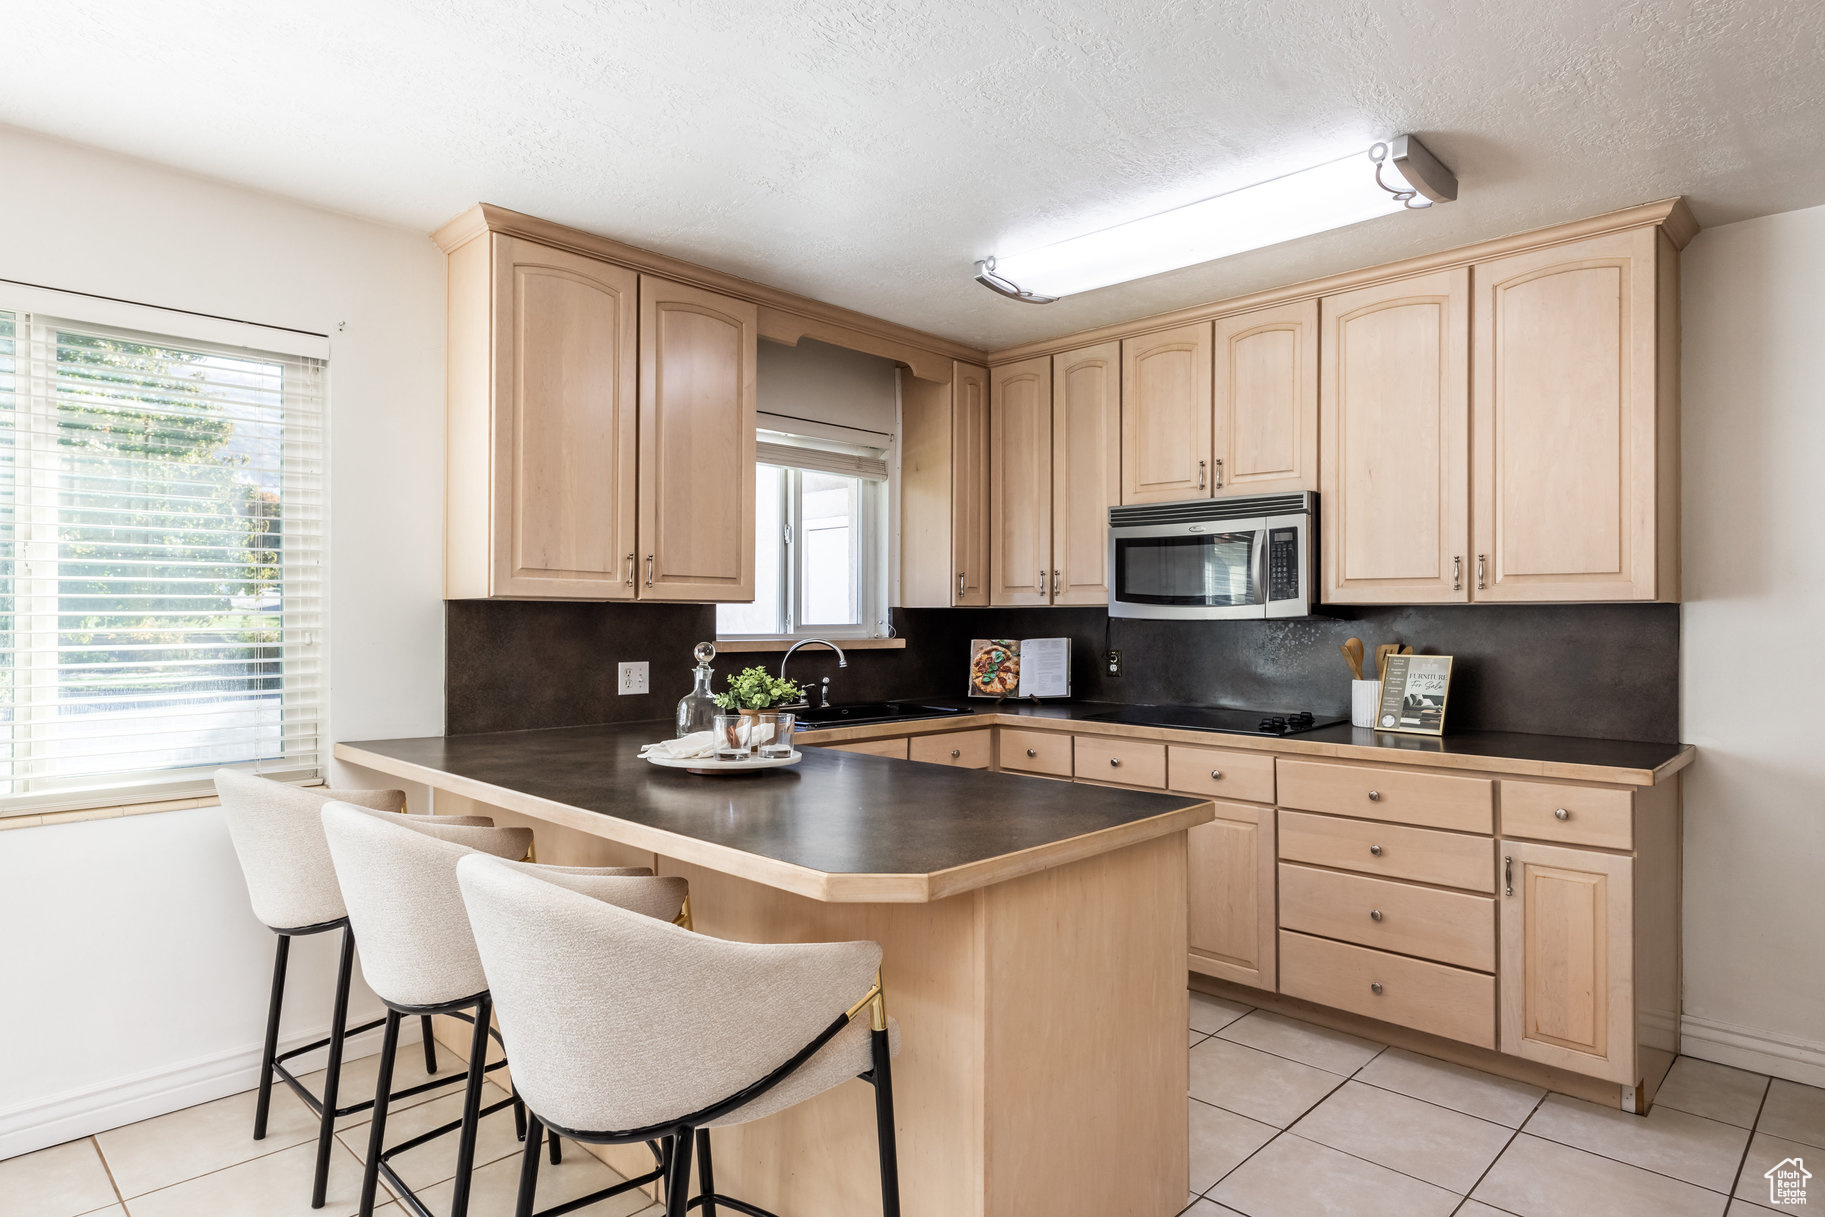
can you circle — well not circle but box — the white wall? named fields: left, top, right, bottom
left=0, top=126, right=445, bottom=1155
left=1680, top=203, right=1825, bottom=1085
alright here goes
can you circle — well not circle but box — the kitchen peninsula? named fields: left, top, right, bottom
left=336, top=721, right=1214, bottom=1217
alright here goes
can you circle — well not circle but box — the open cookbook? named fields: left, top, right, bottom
left=968, top=637, right=1071, bottom=699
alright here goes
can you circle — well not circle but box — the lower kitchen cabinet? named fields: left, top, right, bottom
left=1186, top=801, right=1276, bottom=990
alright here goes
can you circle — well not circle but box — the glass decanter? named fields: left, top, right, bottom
left=675, top=641, right=719, bottom=737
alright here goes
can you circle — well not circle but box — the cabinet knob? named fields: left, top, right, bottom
left=1370, top=909, right=1384, bottom=922
left=1367, top=789, right=1381, bottom=802
left=1026, top=748, right=1038, bottom=758
left=1554, top=807, right=1570, bottom=821
left=950, top=749, right=961, bottom=759
left=1369, top=844, right=1383, bottom=856
left=1109, top=757, right=1122, bottom=767
left=1210, top=769, right=1223, bottom=780
left=1369, top=981, right=1384, bottom=995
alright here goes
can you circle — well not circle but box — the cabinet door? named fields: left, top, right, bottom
left=637, top=276, right=757, bottom=601
left=1121, top=322, right=1213, bottom=504
left=1499, top=840, right=1634, bottom=1083
left=1473, top=229, right=1663, bottom=601
left=989, top=357, right=1053, bottom=606
left=1187, top=800, right=1276, bottom=991
left=1051, top=342, right=1121, bottom=605
left=952, top=362, right=991, bottom=606
left=1212, top=300, right=1318, bottom=497
left=474, top=236, right=638, bottom=598
left=1320, top=269, right=1470, bottom=604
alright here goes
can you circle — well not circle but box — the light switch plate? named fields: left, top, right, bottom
left=618, top=661, right=649, bottom=694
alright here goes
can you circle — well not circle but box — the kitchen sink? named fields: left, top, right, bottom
left=794, top=701, right=971, bottom=728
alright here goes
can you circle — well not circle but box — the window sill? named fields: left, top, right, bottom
left=714, top=637, right=907, bottom=654
left=0, top=791, right=224, bottom=831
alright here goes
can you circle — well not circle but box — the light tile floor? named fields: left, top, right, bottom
left=5, top=993, right=1821, bottom=1216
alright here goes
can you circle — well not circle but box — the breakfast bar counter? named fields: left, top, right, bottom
left=336, top=722, right=1213, bottom=1217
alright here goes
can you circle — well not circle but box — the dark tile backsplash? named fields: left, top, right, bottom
left=448, top=601, right=1680, bottom=743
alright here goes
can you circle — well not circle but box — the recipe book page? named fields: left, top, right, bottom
left=1017, top=637, right=1070, bottom=698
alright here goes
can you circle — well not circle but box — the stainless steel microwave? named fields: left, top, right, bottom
left=1107, top=492, right=1316, bottom=620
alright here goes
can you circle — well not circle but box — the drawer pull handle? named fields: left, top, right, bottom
left=1367, top=789, right=1381, bottom=802
left=950, top=749, right=961, bottom=759
left=1369, top=908, right=1384, bottom=922
left=1109, top=757, right=1122, bottom=767
left=1554, top=807, right=1570, bottom=821
left=1369, top=844, right=1383, bottom=856
left=1210, top=769, right=1223, bottom=780
left=1369, top=981, right=1384, bottom=995
left=1026, top=748, right=1038, bottom=758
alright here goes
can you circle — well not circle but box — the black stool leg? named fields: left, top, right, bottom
left=358, top=1011, right=401, bottom=1217
left=695, top=1128, right=717, bottom=1217
left=665, top=1130, right=694, bottom=1217
left=253, top=933, right=290, bottom=1140
left=448, top=995, right=493, bottom=1217
left=513, top=1112, right=543, bottom=1217
left=512, top=1089, right=527, bottom=1141
left=313, top=923, right=357, bottom=1209
left=548, top=1121, right=562, bottom=1165
left=871, top=1027, right=901, bottom=1217
left=421, top=1015, right=439, bottom=1074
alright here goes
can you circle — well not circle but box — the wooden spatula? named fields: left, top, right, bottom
left=1373, top=643, right=1399, bottom=682
left=1340, top=637, right=1365, bottom=680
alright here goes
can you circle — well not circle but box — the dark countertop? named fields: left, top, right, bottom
left=798, top=698, right=1694, bottom=785
left=335, top=720, right=1211, bottom=903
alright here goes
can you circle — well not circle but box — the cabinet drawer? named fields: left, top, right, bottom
left=1277, top=759, right=1493, bottom=832
left=1280, top=930, right=1496, bottom=1049
left=999, top=727, right=1073, bottom=777
left=1074, top=736, right=1167, bottom=789
left=1278, top=810, right=1494, bottom=892
left=1500, top=780, right=1632, bottom=849
left=1279, top=863, right=1495, bottom=971
left=908, top=729, right=992, bottom=769
left=1169, top=744, right=1275, bottom=804
left=827, top=737, right=908, bottom=759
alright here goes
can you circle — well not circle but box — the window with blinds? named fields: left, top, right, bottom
left=0, top=307, right=325, bottom=815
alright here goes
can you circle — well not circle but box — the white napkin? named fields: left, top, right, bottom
left=639, top=731, right=720, bottom=760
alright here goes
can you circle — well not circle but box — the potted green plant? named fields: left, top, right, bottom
left=713, top=666, right=802, bottom=729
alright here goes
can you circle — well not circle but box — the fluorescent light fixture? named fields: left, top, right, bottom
left=975, top=135, right=1457, bottom=303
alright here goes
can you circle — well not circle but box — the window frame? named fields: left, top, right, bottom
left=0, top=283, right=329, bottom=818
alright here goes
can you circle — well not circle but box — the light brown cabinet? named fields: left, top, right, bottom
left=899, top=362, right=990, bottom=607
left=1121, top=322, right=1213, bottom=504
left=1320, top=268, right=1471, bottom=604
left=1499, top=840, right=1634, bottom=1083
left=1187, top=801, right=1276, bottom=991
left=1211, top=301, right=1319, bottom=496
left=1472, top=228, right=1676, bottom=601
left=1051, top=342, right=1122, bottom=604
left=637, top=276, right=758, bottom=602
left=988, top=357, right=1053, bottom=606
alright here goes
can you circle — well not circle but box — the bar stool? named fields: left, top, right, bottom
left=215, top=770, right=490, bottom=1209
left=454, top=853, right=903, bottom=1217
left=320, top=804, right=672, bottom=1217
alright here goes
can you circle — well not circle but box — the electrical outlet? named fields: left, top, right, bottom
left=1106, top=649, right=1122, bottom=677
left=618, top=661, right=649, bottom=695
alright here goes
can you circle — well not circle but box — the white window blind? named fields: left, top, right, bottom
left=0, top=307, right=326, bottom=815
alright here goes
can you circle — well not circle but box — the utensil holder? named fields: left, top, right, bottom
left=1351, top=680, right=1382, bottom=729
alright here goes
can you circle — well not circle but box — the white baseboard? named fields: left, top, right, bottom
left=0, top=1013, right=417, bottom=1161
left=1681, top=1013, right=1825, bottom=1088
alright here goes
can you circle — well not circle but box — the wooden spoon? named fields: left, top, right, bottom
left=1373, top=643, right=1399, bottom=682
left=1340, top=637, right=1365, bottom=680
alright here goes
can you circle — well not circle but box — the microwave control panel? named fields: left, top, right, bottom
left=1268, top=528, right=1301, bottom=601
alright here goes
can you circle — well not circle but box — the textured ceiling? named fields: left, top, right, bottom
left=3, top=1, right=1823, bottom=349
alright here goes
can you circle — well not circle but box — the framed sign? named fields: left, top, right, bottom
left=1375, top=654, right=1454, bottom=735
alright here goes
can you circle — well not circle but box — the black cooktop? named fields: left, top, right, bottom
left=1082, top=704, right=1347, bottom=737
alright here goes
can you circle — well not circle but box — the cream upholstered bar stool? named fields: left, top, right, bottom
left=321, top=804, right=673, bottom=1217
left=215, top=770, right=488, bottom=1209
left=455, top=854, right=903, bottom=1217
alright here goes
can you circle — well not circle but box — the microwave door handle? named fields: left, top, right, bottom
left=1251, top=528, right=1270, bottom=606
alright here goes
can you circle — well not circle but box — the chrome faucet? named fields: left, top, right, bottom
left=780, top=639, right=848, bottom=710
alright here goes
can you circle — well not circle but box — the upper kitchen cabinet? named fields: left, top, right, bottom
left=1121, top=322, right=1213, bottom=504
left=637, top=276, right=757, bottom=602
left=989, top=356, right=1054, bottom=606
left=445, top=233, right=640, bottom=599
left=1211, top=300, right=1319, bottom=497
left=900, top=361, right=990, bottom=607
left=1471, top=228, right=1678, bottom=601
left=1051, top=342, right=1121, bottom=604
left=1321, top=268, right=1471, bottom=604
